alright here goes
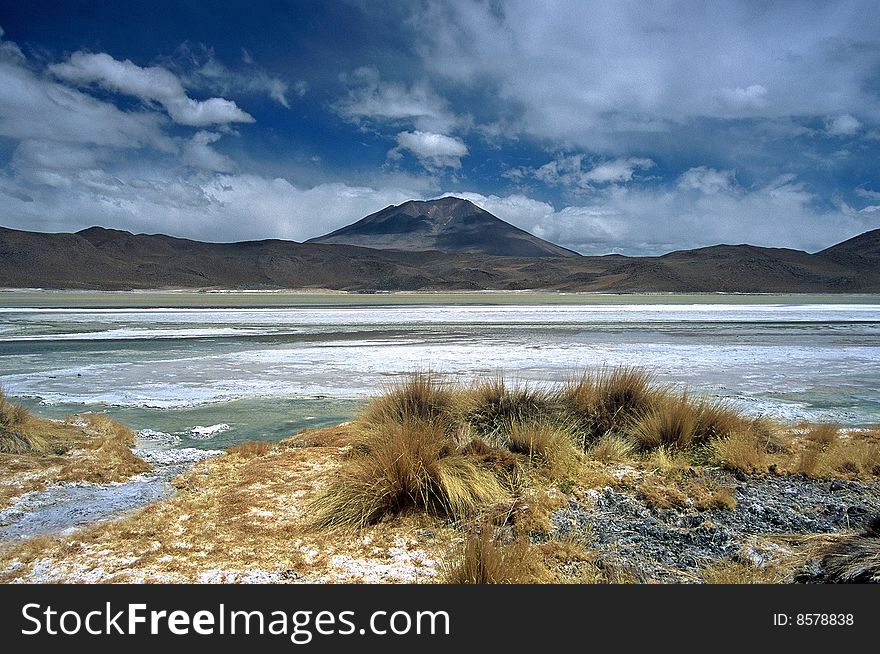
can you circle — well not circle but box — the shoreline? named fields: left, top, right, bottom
left=2, top=288, right=880, bottom=309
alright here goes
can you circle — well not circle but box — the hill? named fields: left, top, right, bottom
left=307, top=197, right=578, bottom=257
left=1, top=224, right=879, bottom=292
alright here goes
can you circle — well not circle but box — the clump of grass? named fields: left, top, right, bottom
left=228, top=441, right=274, bottom=458
left=711, top=430, right=768, bottom=474
left=631, top=393, right=746, bottom=452
left=506, top=421, right=581, bottom=478
left=460, top=379, right=555, bottom=442
left=443, top=530, right=549, bottom=584
left=587, top=434, right=635, bottom=463
left=362, top=372, right=454, bottom=427
left=816, top=515, right=880, bottom=583
left=700, top=559, right=788, bottom=584
left=560, top=367, right=656, bottom=443
left=0, top=390, right=46, bottom=454
left=631, top=392, right=698, bottom=450
left=310, top=420, right=505, bottom=529
left=793, top=426, right=880, bottom=479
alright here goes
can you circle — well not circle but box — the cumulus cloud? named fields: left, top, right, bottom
left=445, top=174, right=875, bottom=256
left=181, top=131, right=236, bottom=172
left=0, top=165, right=425, bottom=243
left=390, top=130, right=469, bottom=170
left=50, top=52, right=254, bottom=126
left=409, top=1, right=880, bottom=146
left=335, top=66, right=463, bottom=133
left=530, top=155, right=653, bottom=189
left=0, top=46, right=172, bottom=151
left=825, top=113, right=862, bottom=136
left=677, top=167, right=737, bottom=194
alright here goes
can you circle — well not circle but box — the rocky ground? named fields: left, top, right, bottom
left=550, top=471, right=880, bottom=582
left=1, top=422, right=878, bottom=584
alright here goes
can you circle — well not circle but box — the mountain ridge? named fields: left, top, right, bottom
left=1, top=222, right=879, bottom=292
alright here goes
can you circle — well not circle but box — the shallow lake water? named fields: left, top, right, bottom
left=2, top=292, right=879, bottom=451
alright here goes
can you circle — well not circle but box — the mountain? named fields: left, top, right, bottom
left=307, top=197, right=578, bottom=257
left=1, top=224, right=879, bottom=293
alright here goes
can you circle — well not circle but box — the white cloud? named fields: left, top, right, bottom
left=0, top=54, right=172, bottom=151
left=178, top=46, right=297, bottom=108
left=677, top=167, right=736, bottom=194
left=0, top=167, right=425, bottom=243
left=335, top=66, right=463, bottom=133
left=410, top=1, right=880, bottom=146
left=718, top=84, right=768, bottom=110
left=445, top=175, right=876, bottom=256
left=825, top=113, right=862, bottom=136
left=50, top=52, right=254, bottom=126
left=390, top=130, right=469, bottom=170
left=532, top=155, right=653, bottom=189
left=181, top=131, right=236, bottom=172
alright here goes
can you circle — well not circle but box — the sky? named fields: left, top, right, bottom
left=1, top=0, right=879, bottom=255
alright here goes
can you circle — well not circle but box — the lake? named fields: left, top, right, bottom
left=1, top=291, right=879, bottom=450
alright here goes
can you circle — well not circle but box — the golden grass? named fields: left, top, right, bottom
left=228, top=440, right=274, bottom=458
left=506, top=421, right=581, bottom=479
left=700, top=559, right=789, bottom=584
left=631, top=393, right=746, bottom=452
left=459, top=378, right=555, bottom=441
left=55, top=414, right=151, bottom=484
left=362, top=372, right=454, bottom=428
left=559, top=366, right=655, bottom=442
left=711, top=430, right=768, bottom=474
left=309, top=420, right=505, bottom=529
left=587, top=434, right=635, bottom=463
left=0, top=389, right=48, bottom=454
left=443, top=530, right=549, bottom=584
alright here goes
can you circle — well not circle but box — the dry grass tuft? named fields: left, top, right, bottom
left=55, top=414, right=151, bottom=484
left=506, top=421, right=581, bottom=478
left=587, top=434, right=635, bottom=463
left=443, top=530, right=549, bottom=584
left=310, top=420, right=505, bottom=529
left=700, top=559, right=788, bottom=584
left=0, top=389, right=48, bottom=454
left=560, top=367, right=655, bottom=443
left=459, top=379, right=555, bottom=441
left=363, top=372, right=454, bottom=427
left=711, top=430, right=768, bottom=474
left=817, top=516, right=880, bottom=583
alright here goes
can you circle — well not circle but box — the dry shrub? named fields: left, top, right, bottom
left=363, top=372, right=454, bottom=427
left=443, top=530, right=549, bottom=584
left=587, top=434, right=635, bottom=463
left=711, top=430, right=767, bottom=474
left=644, top=445, right=692, bottom=476
left=506, top=421, right=581, bottom=478
left=228, top=441, right=273, bottom=458
left=796, top=433, right=880, bottom=479
left=560, top=367, right=656, bottom=442
left=637, top=475, right=689, bottom=509
left=700, top=559, right=788, bottom=584
left=818, top=516, right=880, bottom=583
left=693, top=400, right=747, bottom=441
left=310, top=420, right=505, bottom=529
left=460, top=379, right=555, bottom=441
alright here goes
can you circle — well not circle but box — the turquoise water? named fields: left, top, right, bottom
left=2, top=294, right=880, bottom=448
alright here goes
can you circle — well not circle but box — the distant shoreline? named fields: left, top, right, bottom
left=1, top=288, right=880, bottom=309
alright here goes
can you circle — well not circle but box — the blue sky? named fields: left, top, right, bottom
left=1, top=0, right=879, bottom=255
